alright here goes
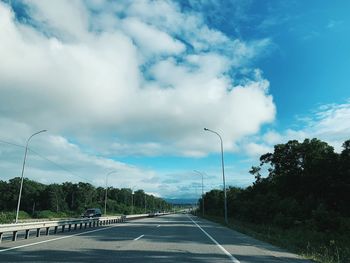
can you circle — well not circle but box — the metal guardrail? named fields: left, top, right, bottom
left=0, top=213, right=169, bottom=243
left=0, top=215, right=127, bottom=243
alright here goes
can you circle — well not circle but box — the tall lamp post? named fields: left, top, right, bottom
left=104, top=170, right=117, bottom=216
left=204, top=128, right=228, bottom=224
left=16, top=130, right=47, bottom=223
left=193, top=170, right=205, bottom=217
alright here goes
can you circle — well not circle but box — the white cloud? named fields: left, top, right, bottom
left=248, top=101, right=350, bottom=155
left=244, top=143, right=272, bottom=157
left=0, top=0, right=276, bottom=195
left=122, top=17, right=185, bottom=55
left=23, top=0, right=90, bottom=41
left=0, top=133, right=163, bottom=192
left=326, top=20, right=343, bottom=30
left=263, top=130, right=283, bottom=145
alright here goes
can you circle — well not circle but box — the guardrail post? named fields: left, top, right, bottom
left=12, top=231, right=17, bottom=241
left=25, top=229, right=30, bottom=239
left=0, top=215, right=138, bottom=243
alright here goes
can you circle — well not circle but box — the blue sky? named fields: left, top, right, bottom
left=0, top=0, right=349, bottom=199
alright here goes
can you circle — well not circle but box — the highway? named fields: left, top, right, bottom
left=0, top=213, right=311, bottom=262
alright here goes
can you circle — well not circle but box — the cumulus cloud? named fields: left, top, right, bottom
left=246, top=101, right=350, bottom=157
left=244, top=142, right=272, bottom=157
left=0, top=0, right=277, bottom=196
left=0, top=133, right=162, bottom=192
left=0, top=0, right=275, bottom=156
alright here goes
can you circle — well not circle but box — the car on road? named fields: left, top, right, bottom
left=81, top=208, right=102, bottom=218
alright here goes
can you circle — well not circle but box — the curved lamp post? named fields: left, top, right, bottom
left=193, top=170, right=205, bottom=217
left=204, top=128, right=228, bottom=224
left=16, top=130, right=47, bottom=223
left=104, top=170, right=117, bottom=216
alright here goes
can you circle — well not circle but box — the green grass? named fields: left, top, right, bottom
left=0, top=211, right=31, bottom=224
left=201, top=215, right=350, bottom=263
left=0, top=210, right=78, bottom=223
left=33, top=210, right=74, bottom=219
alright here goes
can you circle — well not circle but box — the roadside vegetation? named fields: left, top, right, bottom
left=0, top=179, right=171, bottom=224
left=198, top=138, right=350, bottom=263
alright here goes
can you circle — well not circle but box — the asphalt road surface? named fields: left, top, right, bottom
left=0, top=213, right=311, bottom=262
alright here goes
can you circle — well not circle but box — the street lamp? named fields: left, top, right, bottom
left=193, top=170, right=205, bottom=217
left=104, top=171, right=117, bottom=216
left=16, top=129, right=47, bottom=223
left=204, top=128, right=228, bottom=224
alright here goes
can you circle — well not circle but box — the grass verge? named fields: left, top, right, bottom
left=201, top=215, right=350, bottom=263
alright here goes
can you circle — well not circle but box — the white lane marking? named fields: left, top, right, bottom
left=187, top=215, right=240, bottom=263
left=156, top=225, right=161, bottom=228
left=134, top=234, right=144, bottom=241
left=0, top=225, right=120, bottom=253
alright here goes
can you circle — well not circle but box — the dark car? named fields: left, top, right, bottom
left=82, top=208, right=102, bottom=218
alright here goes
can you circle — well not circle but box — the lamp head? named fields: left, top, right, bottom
left=204, top=128, right=208, bottom=131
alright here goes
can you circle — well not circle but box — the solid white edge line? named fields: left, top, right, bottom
left=0, top=224, right=120, bottom=253
left=134, top=234, right=144, bottom=241
left=187, top=215, right=240, bottom=263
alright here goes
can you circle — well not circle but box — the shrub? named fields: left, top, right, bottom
left=0, top=211, right=15, bottom=223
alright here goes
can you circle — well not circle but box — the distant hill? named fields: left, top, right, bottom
left=165, top=198, right=198, bottom=205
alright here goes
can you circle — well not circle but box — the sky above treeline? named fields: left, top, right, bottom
left=0, top=0, right=349, bottom=199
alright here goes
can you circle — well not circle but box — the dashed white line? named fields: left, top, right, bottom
left=134, top=234, right=144, bottom=241
left=187, top=215, right=240, bottom=263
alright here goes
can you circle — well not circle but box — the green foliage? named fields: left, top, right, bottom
left=201, top=138, right=350, bottom=263
left=34, top=210, right=70, bottom=219
left=0, top=211, right=31, bottom=223
left=0, top=178, right=171, bottom=221
left=204, top=215, right=350, bottom=263
left=0, top=211, right=15, bottom=224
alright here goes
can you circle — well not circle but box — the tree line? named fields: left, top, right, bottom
left=0, top=178, right=171, bottom=219
left=200, top=138, right=350, bottom=231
